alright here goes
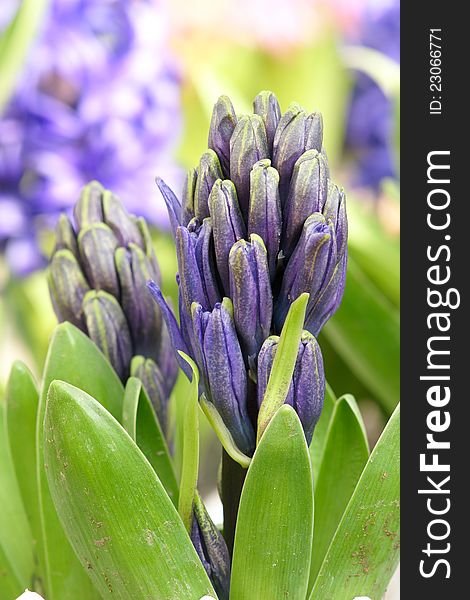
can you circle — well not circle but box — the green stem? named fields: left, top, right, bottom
left=221, top=450, right=247, bottom=556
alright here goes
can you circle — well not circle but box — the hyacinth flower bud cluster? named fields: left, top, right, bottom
left=153, top=91, right=347, bottom=456
left=48, top=181, right=178, bottom=430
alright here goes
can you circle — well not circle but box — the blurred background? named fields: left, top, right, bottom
left=0, top=3, right=399, bottom=589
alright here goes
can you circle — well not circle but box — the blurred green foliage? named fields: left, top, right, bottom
left=0, top=0, right=49, bottom=111
left=178, top=35, right=351, bottom=169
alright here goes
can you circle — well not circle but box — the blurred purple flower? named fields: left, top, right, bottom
left=345, top=0, right=399, bottom=190
left=0, top=0, right=182, bottom=275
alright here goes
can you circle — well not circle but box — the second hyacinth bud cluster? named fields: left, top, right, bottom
left=152, top=90, right=348, bottom=456
left=48, top=181, right=178, bottom=430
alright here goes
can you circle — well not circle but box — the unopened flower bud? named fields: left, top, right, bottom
left=194, top=150, right=223, bottom=221
left=282, top=149, right=329, bottom=258
left=257, top=331, right=325, bottom=444
left=193, top=299, right=255, bottom=455
left=191, top=493, right=230, bottom=600
left=209, top=180, right=246, bottom=294
left=208, top=95, right=238, bottom=177
left=82, top=290, right=133, bottom=380
left=272, top=103, right=323, bottom=203
left=229, top=235, right=272, bottom=361
left=229, top=114, right=269, bottom=219
left=275, top=213, right=337, bottom=336
left=77, top=223, right=120, bottom=296
left=248, top=159, right=281, bottom=279
left=48, top=249, right=90, bottom=328
left=253, top=90, right=281, bottom=153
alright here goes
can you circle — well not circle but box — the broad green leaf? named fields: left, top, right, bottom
left=231, top=405, right=313, bottom=600
left=0, top=400, right=34, bottom=591
left=309, top=383, right=336, bottom=482
left=5, top=362, right=45, bottom=593
left=44, top=380, right=215, bottom=599
left=177, top=353, right=200, bottom=532
left=310, top=404, right=400, bottom=600
left=37, top=323, right=124, bottom=600
left=166, top=369, right=190, bottom=479
left=322, top=257, right=400, bottom=414
left=257, top=293, right=309, bottom=442
left=122, top=377, right=140, bottom=440
left=122, top=377, right=179, bottom=506
left=309, top=395, right=369, bottom=589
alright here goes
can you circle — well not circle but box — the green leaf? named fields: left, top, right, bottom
left=5, top=361, right=45, bottom=592
left=0, top=541, right=23, bottom=599
left=309, top=395, right=369, bottom=589
left=44, top=380, right=215, bottom=599
left=309, top=383, right=336, bottom=482
left=310, top=404, right=400, bottom=600
left=122, top=377, right=179, bottom=506
left=257, top=293, right=309, bottom=442
left=231, top=405, right=313, bottom=600
left=177, top=353, right=200, bottom=532
left=322, top=257, right=400, bottom=414
left=37, top=323, right=125, bottom=600
left=0, top=399, right=34, bottom=591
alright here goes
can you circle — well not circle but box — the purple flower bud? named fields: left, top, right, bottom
left=247, top=159, right=281, bottom=280
left=101, top=189, right=143, bottom=247
left=135, top=216, right=162, bottom=285
left=182, top=168, right=198, bottom=226
left=48, top=249, right=90, bottom=329
left=54, top=214, right=79, bottom=258
left=305, top=250, right=347, bottom=336
left=191, top=493, right=231, bottom=600
left=77, top=223, right=120, bottom=297
left=257, top=331, right=325, bottom=445
left=253, top=91, right=281, bottom=154
left=322, top=181, right=348, bottom=259
left=208, top=95, right=238, bottom=177
left=131, top=356, right=169, bottom=434
left=282, top=150, right=329, bottom=259
left=82, top=290, right=133, bottom=380
left=229, top=235, right=272, bottom=361
left=175, top=226, right=209, bottom=312
left=188, top=302, right=210, bottom=384
left=272, top=103, right=323, bottom=203
left=195, top=299, right=255, bottom=455
left=188, top=218, right=222, bottom=309
left=229, top=114, right=269, bottom=219
left=176, top=219, right=221, bottom=314
left=73, top=181, right=105, bottom=229
left=209, top=179, right=246, bottom=295
left=194, top=150, right=223, bottom=221
left=275, top=213, right=337, bottom=335
left=115, top=244, right=162, bottom=361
